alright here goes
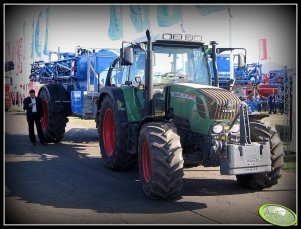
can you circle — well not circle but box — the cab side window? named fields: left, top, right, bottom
left=128, top=49, right=146, bottom=86
left=110, top=60, right=125, bottom=86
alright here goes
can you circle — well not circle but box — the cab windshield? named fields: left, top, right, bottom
left=153, top=45, right=211, bottom=86
left=126, top=45, right=211, bottom=87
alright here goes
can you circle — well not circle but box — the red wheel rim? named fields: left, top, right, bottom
left=142, top=141, right=151, bottom=183
left=102, top=109, right=115, bottom=157
left=42, top=99, right=48, bottom=130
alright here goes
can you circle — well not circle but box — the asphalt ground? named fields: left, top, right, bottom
left=4, top=112, right=297, bottom=225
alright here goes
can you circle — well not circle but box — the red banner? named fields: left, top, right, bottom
left=259, top=39, right=267, bottom=60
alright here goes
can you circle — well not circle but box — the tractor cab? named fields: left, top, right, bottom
left=124, top=33, right=211, bottom=87
left=106, top=32, right=212, bottom=117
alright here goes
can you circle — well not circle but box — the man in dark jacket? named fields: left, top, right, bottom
left=268, top=95, right=274, bottom=114
left=23, top=89, right=46, bottom=145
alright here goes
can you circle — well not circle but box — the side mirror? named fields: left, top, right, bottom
left=228, top=79, right=234, bottom=86
left=135, top=76, right=141, bottom=84
left=120, top=47, right=133, bottom=66
left=228, top=79, right=234, bottom=91
left=238, top=53, right=246, bottom=69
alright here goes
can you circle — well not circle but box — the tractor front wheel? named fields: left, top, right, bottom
left=236, top=120, right=284, bottom=189
left=138, top=122, right=184, bottom=199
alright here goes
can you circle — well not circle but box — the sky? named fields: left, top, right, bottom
left=4, top=4, right=297, bottom=86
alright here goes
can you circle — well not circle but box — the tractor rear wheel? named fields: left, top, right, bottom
left=236, top=120, right=284, bottom=189
left=138, top=122, right=184, bottom=199
left=98, top=95, right=136, bottom=170
left=38, top=84, right=70, bottom=143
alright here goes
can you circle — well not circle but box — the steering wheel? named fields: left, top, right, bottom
left=162, top=72, right=185, bottom=80
left=162, top=72, right=177, bottom=79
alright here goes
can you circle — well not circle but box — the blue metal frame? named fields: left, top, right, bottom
left=29, top=47, right=119, bottom=118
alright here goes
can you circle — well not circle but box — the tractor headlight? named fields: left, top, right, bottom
left=212, top=124, right=224, bottom=134
left=230, top=124, right=240, bottom=133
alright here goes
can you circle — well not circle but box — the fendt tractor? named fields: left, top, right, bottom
left=31, top=30, right=284, bottom=199
left=96, top=30, right=284, bottom=199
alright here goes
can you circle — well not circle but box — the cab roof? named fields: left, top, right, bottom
left=133, top=32, right=204, bottom=46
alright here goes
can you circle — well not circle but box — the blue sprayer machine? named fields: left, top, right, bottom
left=29, top=46, right=120, bottom=142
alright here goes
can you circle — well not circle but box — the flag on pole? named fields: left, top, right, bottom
left=129, top=5, right=150, bottom=33
left=259, top=39, right=267, bottom=60
left=157, top=5, right=182, bottom=27
left=35, top=12, right=42, bottom=57
left=195, top=5, right=229, bottom=16
left=108, top=6, right=123, bottom=40
left=43, top=7, right=49, bottom=55
left=31, top=20, right=34, bottom=58
left=22, top=21, right=26, bottom=61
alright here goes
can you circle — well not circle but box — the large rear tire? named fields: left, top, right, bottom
left=138, top=122, right=184, bottom=199
left=38, top=84, right=70, bottom=143
left=236, top=120, right=284, bottom=189
left=98, top=95, right=136, bottom=170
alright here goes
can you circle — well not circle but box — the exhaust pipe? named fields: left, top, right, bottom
left=145, top=29, right=153, bottom=116
left=210, top=41, right=219, bottom=87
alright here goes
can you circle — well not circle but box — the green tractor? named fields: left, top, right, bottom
left=96, top=30, right=284, bottom=199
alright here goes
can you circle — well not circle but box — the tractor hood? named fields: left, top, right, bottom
left=169, top=83, right=241, bottom=134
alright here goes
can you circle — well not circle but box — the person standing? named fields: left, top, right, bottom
left=268, top=95, right=274, bottom=114
left=256, top=93, right=262, bottom=112
left=23, top=89, right=46, bottom=145
left=273, top=95, right=278, bottom=114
